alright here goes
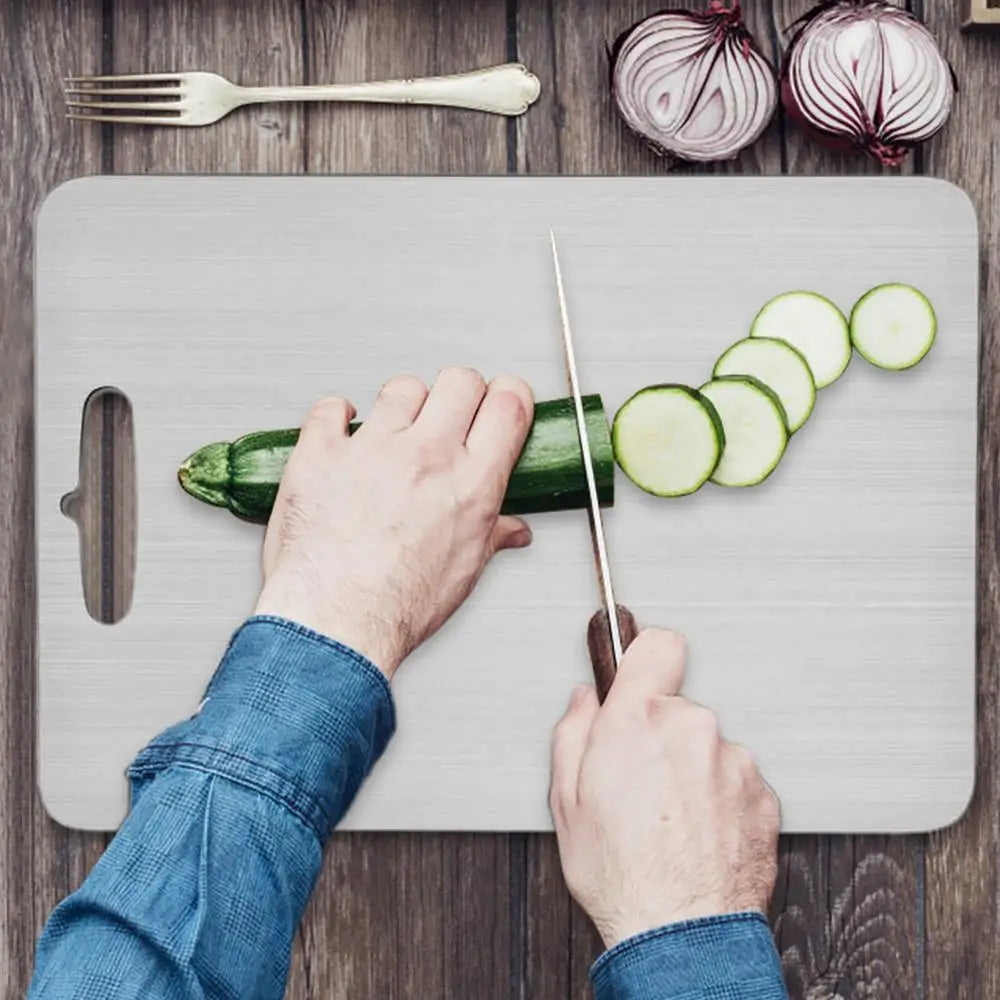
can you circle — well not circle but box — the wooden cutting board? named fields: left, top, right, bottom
left=35, top=175, right=978, bottom=833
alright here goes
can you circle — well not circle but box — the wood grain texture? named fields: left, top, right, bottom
left=516, top=0, right=782, bottom=176
left=764, top=4, right=925, bottom=998
left=4, top=5, right=999, bottom=1000
left=303, top=0, right=508, bottom=174
left=521, top=4, right=974, bottom=1000
left=0, top=3, right=108, bottom=997
left=773, top=837, right=921, bottom=998
left=513, top=6, right=928, bottom=1000
left=111, top=0, right=305, bottom=173
left=922, top=1, right=1000, bottom=996
left=299, top=4, right=513, bottom=998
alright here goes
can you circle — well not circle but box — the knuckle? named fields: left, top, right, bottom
left=491, top=388, right=530, bottom=428
left=411, top=437, right=448, bottom=475
left=305, top=395, right=350, bottom=424
left=729, top=741, right=757, bottom=775
left=547, top=783, right=567, bottom=824
left=464, top=464, right=506, bottom=510
left=759, top=786, right=782, bottom=831
left=632, top=627, right=687, bottom=666
left=644, top=692, right=676, bottom=724
left=657, top=628, right=688, bottom=661
left=551, top=716, right=576, bottom=753
left=441, top=365, right=486, bottom=391
left=379, top=373, right=426, bottom=400
left=687, top=704, right=720, bottom=741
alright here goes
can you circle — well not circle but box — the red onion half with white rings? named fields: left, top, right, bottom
left=782, top=1, right=956, bottom=165
left=611, top=2, right=778, bottom=163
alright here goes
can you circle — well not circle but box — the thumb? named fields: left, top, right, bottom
left=489, top=515, right=533, bottom=555
left=605, top=627, right=686, bottom=707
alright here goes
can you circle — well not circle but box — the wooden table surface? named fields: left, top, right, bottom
left=1, top=1, right=997, bottom=997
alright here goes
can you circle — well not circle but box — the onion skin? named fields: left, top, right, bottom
left=781, top=0, right=956, bottom=166
left=610, top=2, right=778, bottom=164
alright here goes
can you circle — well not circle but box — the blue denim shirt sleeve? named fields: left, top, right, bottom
left=28, top=615, right=395, bottom=1000
left=28, top=615, right=787, bottom=1000
left=590, top=912, right=788, bottom=1000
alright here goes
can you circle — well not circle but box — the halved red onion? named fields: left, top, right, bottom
left=611, top=2, right=778, bottom=163
left=782, top=1, right=956, bottom=165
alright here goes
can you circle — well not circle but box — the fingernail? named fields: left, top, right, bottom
left=508, top=527, right=533, bottom=548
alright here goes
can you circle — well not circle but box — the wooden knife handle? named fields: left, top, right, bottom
left=587, top=605, right=639, bottom=704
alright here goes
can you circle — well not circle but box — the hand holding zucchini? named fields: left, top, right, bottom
left=179, top=395, right=614, bottom=523
left=180, top=283, right=937, bottom=519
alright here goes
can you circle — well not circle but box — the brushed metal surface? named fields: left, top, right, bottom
left=35, top=175, right=978, bottom=833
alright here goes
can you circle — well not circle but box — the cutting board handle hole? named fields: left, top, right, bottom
left=61, top=387, right=137, bottom=625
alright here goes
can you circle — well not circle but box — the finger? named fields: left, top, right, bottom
left=296, top=395, right=357, bottom=453
left=604, top=627, right=686, bottom=708
left=465, top=376, right=535, bottom=488
left=549, top=685, right=601, bottom=819
left=414, top=366, right=488, bottom=445
left=361, top=374, right=429, bottom=436
left=488, top=515, right=532, bottom=554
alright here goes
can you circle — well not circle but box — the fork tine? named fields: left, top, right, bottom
left=63, top=73, right=182, bottom=84
left=67, top=112, right=185, bottom=126
left=65, top=99, right=183, bottom=112
left=64, top=86, right=182, bottom=96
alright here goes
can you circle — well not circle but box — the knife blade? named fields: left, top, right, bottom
left=549, top=230, right=638, bottom=701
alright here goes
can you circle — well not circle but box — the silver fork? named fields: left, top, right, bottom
left=64, top=63, right=541, bottom=125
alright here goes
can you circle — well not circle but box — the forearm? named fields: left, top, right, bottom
left=590, top=913, right=788, bottom=1000
left=29, top=616, right=395, bottom=1000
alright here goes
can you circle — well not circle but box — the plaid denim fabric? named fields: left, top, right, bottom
left=590, top=913, right=789, bottom=1000
left=29, top=616, right=395, bottom=1000
left=28, top=617, right=786, bottom=1000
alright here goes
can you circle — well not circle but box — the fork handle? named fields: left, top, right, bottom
left=236, top=62, right=541, bottom=117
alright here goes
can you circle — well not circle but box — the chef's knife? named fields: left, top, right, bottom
left=549, top=231, right=638, bottom=702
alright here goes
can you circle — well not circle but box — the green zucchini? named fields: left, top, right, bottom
left=612, top=384, right=724, bottom=497
left=699, top=376, right=788, bottom=487
left=750, top=290, right=851, bottom=389
left=849, top=283, right=937, bottom=370
left=178, top=394, right=614, bottom=523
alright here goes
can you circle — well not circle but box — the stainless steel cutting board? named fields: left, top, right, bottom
left=35, top=175, right=978, bottom=833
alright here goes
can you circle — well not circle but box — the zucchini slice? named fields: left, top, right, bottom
left=612, top=384, right=724, bottom=497
left=850, top=283, right=937, bottom=370
left=699, top=376, right=788, bottom=487
left=713, top=336, right=816, bottom=433
left=750, top=290, right=851, bottom=389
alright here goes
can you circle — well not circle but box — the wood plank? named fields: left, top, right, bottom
left=303, top=0, right=508, bottom=175
left=112, top=0, right=305, bottom=174
left=772, top=837, right=920, bottom=998
left=766, top=3, right=925, bottom=997
left=300, top=2, right=513, bottom=997
left=0, top=1, right=107, bottom=995
left=522, top=834, right=573, bottom=999
left=922, top=0, right=1000, bottom=995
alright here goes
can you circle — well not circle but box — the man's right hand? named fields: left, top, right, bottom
left=549, top=629, right=780, bottom=950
